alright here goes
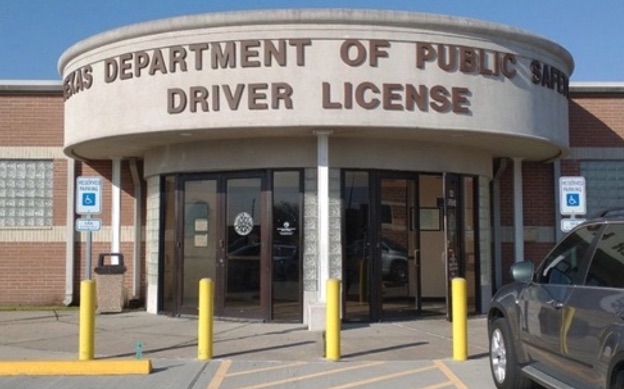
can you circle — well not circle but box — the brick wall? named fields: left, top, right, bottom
left=73, top=160, right=146, bottom=304
left=0, top=88, right=146, bottom=307
left=0, top=93, right=63, bottom=146
left=569, top=95, right=624, bottom=147
left=0, top=243, right=66, bottom=305
left=499, top=161, right=555, bottom=227
left=0, top=90, right=68, bottom=305
left=497, top=92, right=624, bottom=284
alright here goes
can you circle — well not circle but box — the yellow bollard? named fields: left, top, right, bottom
left=79, top=280, right=96, bottom=361
left=325, top=278, right=341, bottom=361
left=198, top=278, right=214, bottom=360
left=452, top=277, right=468, bottom=361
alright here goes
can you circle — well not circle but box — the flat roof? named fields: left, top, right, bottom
left=570, top=82, right=624, bottom=94
left=0, top=80, right=62, bottom=93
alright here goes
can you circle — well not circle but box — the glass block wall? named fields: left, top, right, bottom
left=0, top=160, right=53, bottom=227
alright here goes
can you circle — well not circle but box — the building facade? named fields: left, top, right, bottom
left=1, top=10, right=622, bottom=329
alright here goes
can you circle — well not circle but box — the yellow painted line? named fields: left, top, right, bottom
left=421, top=381, right=454, bottom=389
left=328, top=363, right=438, bottom=388
left=238, top=361, right=385, bottom=389
left=434, top=360, right=468, bottom=389
left=226, top=361, right=307, bottom=377
left=207, top=360, right=232, bottom=389
left=0, top=359, right=152, bottom=376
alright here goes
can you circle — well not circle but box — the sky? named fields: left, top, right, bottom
left=1, top=1, right=622, bottom=82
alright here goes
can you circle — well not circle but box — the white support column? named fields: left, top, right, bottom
left=513, top=157, right=524, bottom=263
left=111, top=159, right=122, bottom=264
left=315, top=131, right=331, bottom=302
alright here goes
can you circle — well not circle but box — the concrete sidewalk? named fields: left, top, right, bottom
left=0, top=310, right=490, bottom=362
left=0, top=310, right=496, bottom=388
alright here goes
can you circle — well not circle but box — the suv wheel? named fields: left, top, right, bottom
left=490, top=317, right=532, bottom=389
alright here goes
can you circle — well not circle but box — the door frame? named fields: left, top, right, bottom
left=170, top=171, right=271, bottom=320
left=370, top=171, right=422, bottom=322
left=369, top=171, right=421, bottom=321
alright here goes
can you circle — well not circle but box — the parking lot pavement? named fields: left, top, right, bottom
left=0, top=359, right=496, bottom=389
left=0, top=310, right=496, bottom=388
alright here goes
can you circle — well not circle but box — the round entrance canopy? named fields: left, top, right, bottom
left=59, top=9, right=573, bottom=161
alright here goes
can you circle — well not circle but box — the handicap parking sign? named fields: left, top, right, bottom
left=76, top=177, right=102, bottom=214
left=82, top=193, right=96, bottom=206
left=566, top=193, right=580, bottom=207
left=559, top=176, right=586, bottom=215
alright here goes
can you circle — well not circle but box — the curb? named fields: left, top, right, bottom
left=0, top=359, right=152, bottom=376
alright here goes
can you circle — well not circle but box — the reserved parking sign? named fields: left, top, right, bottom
left=76, top=176, right=102, bottom=214
left=559, top=176, right=586, bottom=216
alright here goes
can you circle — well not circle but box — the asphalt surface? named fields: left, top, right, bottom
left=0, top=310, right=497, bottom=388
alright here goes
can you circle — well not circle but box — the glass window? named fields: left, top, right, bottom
left=537, top=225, right=601, bottom=285
left=272, top=171, right=301, bottom=321
left=343, top=171, right=370, bottom=321
left=581, top=161, right=624, bottom=217
left=586, top=224, right=624, bottom=288
left=0, top=160, right=53, bottom=227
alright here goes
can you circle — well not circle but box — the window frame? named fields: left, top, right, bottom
left=535, top=223, right=603, bottom=286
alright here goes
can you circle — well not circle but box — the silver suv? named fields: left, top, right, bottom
left=488, top=213, right=624, bottom=389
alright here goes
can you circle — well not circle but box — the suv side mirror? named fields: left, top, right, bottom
left=510, top=261, right=534, bottom=283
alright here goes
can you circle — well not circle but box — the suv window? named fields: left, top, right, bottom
left=536, top=225, right=601, bottom=286
left=586, top=224, right=624, bottom=288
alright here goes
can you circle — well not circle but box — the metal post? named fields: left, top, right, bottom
left=198, top=278, right=214, bottom=360
left=79, top=280, right=95, bottom=360
left=452, top=277, right=467, bottom=361
left=85, top=213, right=92, bottom=280
left=325, top=278, right=341, bottom=361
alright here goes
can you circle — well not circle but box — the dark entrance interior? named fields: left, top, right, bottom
left=343, top=171, right=478, bottom=322
left=160, top=170, right=303, bottom=322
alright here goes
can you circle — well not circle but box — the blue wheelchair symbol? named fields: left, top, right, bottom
left=566, top=193, right=580, bottom=207
left=82, top=193, right=96, bottom=206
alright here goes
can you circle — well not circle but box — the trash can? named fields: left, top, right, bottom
left=94, top=253, right=126, bottom=313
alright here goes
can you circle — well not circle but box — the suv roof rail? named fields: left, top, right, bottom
left=596, top=208, right=624, bottom=218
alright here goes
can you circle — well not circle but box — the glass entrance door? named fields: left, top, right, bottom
left=444, top=173, right=461, bottom=320
left=376, top=177, right=418, bottom=320
left=443, top=174, right=478, bottom=318
left=177, top=178, right=219, bottom=315
left=343, top=171, right=452, bottom=321
left=224, top=177, right=264, bottom=319
left=163, top=171, right=302, bottom=321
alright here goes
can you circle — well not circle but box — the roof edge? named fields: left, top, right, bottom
left=570, top=81, right=624, bottom=94
left=58, top=8, right=574, bottom=76
left=0, top=80, right=63, bottom=94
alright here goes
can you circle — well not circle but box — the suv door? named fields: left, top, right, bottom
left=517, top=225, right=601, bottom=381
left=564, top=223, right=624, bottom=387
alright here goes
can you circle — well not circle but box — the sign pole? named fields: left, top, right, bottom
left=85, top=213, right=93, bottom=280
left=76, top=176, right=102, bottom=280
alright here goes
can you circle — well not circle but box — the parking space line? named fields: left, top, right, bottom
left=327, top=363, right=438, bottom=389
left=236, top=361, right=385, bottom=389
left=226, top=361, right=307, bottom=377
left=207, top=360, right=232, bottom=389
left=433, top=360, right=468, bottom=389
